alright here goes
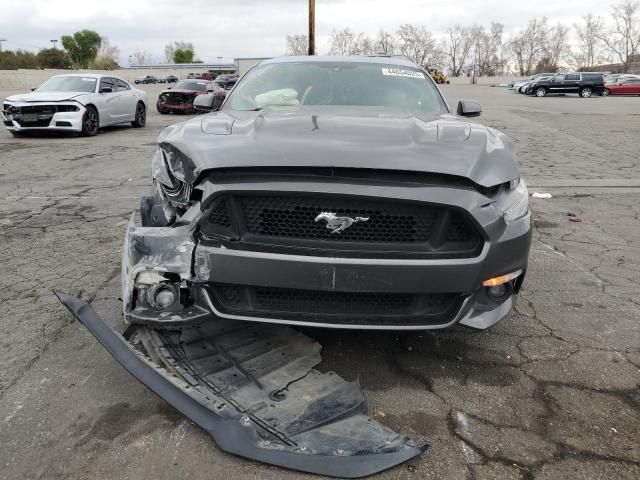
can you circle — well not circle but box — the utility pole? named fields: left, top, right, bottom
left=308, top=0, right=315, bottom=56
left=0, top=39, right=6, bottom=52
left=50, top=39, right=58, bottom=48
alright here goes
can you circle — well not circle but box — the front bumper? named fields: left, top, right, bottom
left=2, top=102, right=85, bottom=132
left=156, top=100, right=194, bottom=113
left=55, top=291, right=427, bottom=478
left=124, top=181, right=532, bottom=330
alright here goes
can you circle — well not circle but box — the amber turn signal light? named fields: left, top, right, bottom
left=482, top=269, right=523, bottom=287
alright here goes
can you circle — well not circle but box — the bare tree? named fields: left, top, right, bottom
left=396, top=24, right=441, bottom=67
left=164, top=41, right=195, bottom=63
left=443, top=25, right=473, bottom=76
left=285, top=35, right=308, bottom=55
left=472, top=22, right=504, bottom=76
left=598, top=0, right=640, bottom=71
left=97, top=36, right=119, bottom=62
left=544, top=23, right=570, bottom=69
left=508, top=18, right=549, bottom=76
left=329, top=28, right=375, bottom=55
left=375, top=30, right=397, bottom=54
left=131, top=49, right=152, bottom=66
left=567, top=14, right=605, bottom=69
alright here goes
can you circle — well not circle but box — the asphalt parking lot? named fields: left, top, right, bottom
left=1, top=83, right=639, bottom=480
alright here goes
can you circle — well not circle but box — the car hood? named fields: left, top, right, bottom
left=5, top=91, right=88, bottom=103
left=158, top=106, right=518, bottom=187
left=161, top=89, right=201, bottom=95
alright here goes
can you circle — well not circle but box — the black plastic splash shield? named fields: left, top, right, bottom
left=55, top=291, right=428, bottom=478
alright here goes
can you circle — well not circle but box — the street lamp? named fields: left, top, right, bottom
left=129, top=55, right=134, bottom=67
left=217, top=56, right=222, bottom=64
left=50, top=39, right=58, bottom=48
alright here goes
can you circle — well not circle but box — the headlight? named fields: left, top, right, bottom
left=151, top=148, right=179, bottom=189
left=503, top=179, right=529, bottom=222
left=151, top=147, right=192, bottom=207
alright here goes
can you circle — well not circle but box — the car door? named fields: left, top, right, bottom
left=97, top=77, right=118, bottom=124
left=548, top=75, right=566, bottom=93
left=564, top=74, right=580, bottom=93
left=622, top=79, right=640, bottom=94
left=115, top=78, right=136, bottom=120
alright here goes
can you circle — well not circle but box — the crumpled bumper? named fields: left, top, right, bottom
left=55, top=291, right=428, bottom=478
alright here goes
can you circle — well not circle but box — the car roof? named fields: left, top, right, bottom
left=261, top=55, right=421, bottom=68
left=51, top=73, right=129, bottom=82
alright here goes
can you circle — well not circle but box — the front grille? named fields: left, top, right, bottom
left=162, top=94, right=189, bottom=105
left=200, top=193, right=483, bottom=259
left=210, top=284, right=462, bottom=326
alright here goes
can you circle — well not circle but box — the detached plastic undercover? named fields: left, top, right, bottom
left=55, top=291, right=428, bottom=478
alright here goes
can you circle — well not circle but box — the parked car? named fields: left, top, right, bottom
left=512, top=73, right=555, bottom=93
left=133, top=55, right=531, bottom=333
left=200, top=72, right=218, bottom=81
left=157, top=79, right=218, bottom=114
left=604, top=77, right=640, bottom=96
left=135, top=75, right=158, bottom=84
left=522, top=75, right=554, bottom=94
left=214, top=74, right=239, bottom=89
left=2, top=74, right=147, bottom=137
left=157, top=75, right=179, bottom=84
left=186, top=73, right=202, bottom=79
left=527, top=72, right=604, bottom=97
left=604, top=73, right=640, bottom=84
left=193, top=86, right=227, bottom=113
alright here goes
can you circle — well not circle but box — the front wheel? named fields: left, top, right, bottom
left=535, top=87, right=547, bottom=97
left=603, top=88, right=610, bottom=96
left=132, top=102, right=146, bottom=128
left=81, top=106, right=99, bottom=137
left=579, top=87, right=593, bottom=98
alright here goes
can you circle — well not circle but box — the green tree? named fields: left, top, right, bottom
left=173, top=48, right=194, bottom=63
left=0, top=50, right=38, bottom=69
left=36, top=48, right=72, bottom=69
left=61, top=30, right=102, bottom=68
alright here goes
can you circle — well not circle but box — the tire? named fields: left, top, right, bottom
left=579, top=87, right=593, bottom=98
left=80, top=106, right=99, bottom=137
left=603, top=88, right=610, bottom=96
left=535, top=87, right=547, bottom=97
left=132, top=102, right=146, bottom=128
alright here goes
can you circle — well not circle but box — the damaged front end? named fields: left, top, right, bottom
left=57, top=145, right=429, bottom=477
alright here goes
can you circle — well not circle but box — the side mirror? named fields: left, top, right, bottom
left=193, top=93, right=217, bottom=113
left=457, top=100, right=481, bottom=117
left=31, top=87, right=37, bottom=92
left=100, top=87, right=113, bottom=93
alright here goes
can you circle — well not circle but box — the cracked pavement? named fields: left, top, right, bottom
left=0, top=84, right=638, bottom=479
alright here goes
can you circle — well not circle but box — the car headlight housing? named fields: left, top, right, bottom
left=503, top=178, right=529, bottom=222
left=151, top=148, right=191, bottom=207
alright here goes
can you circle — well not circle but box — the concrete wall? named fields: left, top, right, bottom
left=0, top=68, right=216, bottom=90
left=0, top=68, right=520, bottom=91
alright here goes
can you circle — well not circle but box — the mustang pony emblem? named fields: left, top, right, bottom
left=315, top=212, right=370, bottom=233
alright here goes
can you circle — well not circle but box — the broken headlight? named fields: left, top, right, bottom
left=503, top=178, right=529, bottom=222
left=151, top=148, right=191, bottom=207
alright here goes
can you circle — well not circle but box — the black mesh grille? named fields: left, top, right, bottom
left=200, top=193, right=483, bottom=259
left=208, top=200, right=230, bottom=227
left=241, top=196, right=437, bottom=243
left=210, top=284, right=462, bottom=326
left=255, top=288, right=415, bottom=314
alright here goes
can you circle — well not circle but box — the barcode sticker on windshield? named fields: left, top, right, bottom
left=382, top=68, right=425, bottom=79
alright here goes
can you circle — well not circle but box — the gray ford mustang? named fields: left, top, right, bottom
left=57, top=55, right=532, bottom=477
left=129, top=55, right=532, bottom=331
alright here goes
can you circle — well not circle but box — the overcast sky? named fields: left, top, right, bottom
left=0, top=0, right=625, bottom=65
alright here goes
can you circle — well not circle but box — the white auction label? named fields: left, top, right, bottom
left=381, top=68, right=425, bottom=79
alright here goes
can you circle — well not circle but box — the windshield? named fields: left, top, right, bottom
left=225, top=61, right=447, bottom=115
left=37, top=76, right=97, bottom=93
left=174, top=80, right=208, bottom=91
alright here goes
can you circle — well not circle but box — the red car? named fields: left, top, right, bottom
left=157, top=80, right=224, bottom=114
left=604, top=78, right=640, bottom=96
